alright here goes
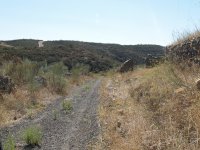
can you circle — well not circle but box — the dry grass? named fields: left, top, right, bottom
left=0, top=59, right=92, bottom=126
left=172, top=28, right=200, bottom=45
left=0, top=86, right=60, bottom=127
left=98, top=63, right=200, bottom=150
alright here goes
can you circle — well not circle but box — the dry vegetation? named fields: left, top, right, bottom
left=97, top=62, right=200, bottom=150
left=172, top=28, right=200, bottom=45
left=0, top=59, right=91, bottom=126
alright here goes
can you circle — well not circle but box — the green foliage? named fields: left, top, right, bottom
left=28, top=80, right=40, bottom=94
left=71, top=64, right=90, bottom=82
left=52, top=109, right=58, bottom=120
left=27, top=109, right=34, bottom=119
left=3, top=134, right=15, bottom=150
left=84, top=85, right=90, bottom=92
left=5, top=39, right=39, bottom=48
left=71, top=63, right=90, bottom=76
left=2, top=59, right=39, bottom=84
left=22, top=126, right=42, bottom=146
left=47, top=62, right=68, bottom=76
left=0, top=59, right=68, bottom=94
left=44, top=62, right=68, bottom=94
left=45, top=72, right=67, bottom=94
left=0, top=40, right=164, bottom=72
left=62, top=99, right=72, bottom=113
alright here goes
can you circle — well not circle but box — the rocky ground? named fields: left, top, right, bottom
left=0, top=79, right=101, bottom=150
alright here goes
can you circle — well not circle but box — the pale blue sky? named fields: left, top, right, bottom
left=0, top=0, right=200, bottom=45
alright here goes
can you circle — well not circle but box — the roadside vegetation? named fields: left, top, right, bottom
left=62, top=99, right=73, bottom=113
left=22, top=125, right=42, bottom=147
left=3, top=134, right=15, bottom=150
left=0, top=39, right=164, bottom=72
left=97, top=61, right=200, bottom=149
left=0, top=57, right=90, bottom=126
left=93, top=29, right=200, bottom=150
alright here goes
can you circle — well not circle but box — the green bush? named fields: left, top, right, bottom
left=71, top=63, right=90, bottom=82
left=22, top=126, right=42, bottom=146
left=3, top=134, right=15, bottom=150
left=47, top=62, right=68, bottom=76
left=45, top=62, right=68, bottom=94
left=62, top=99, right=72, bottom=113
left=71, top=63, right=90, bottom=76
left=2, top=59, right=40, bottom=84
left=46, top=72, right=67, bottom=94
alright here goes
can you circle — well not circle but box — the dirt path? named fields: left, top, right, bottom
left=0, top=79, right=101, bottom=150
left=38, top=41, right=44, bottom=48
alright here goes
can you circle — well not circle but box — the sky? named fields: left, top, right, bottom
left=0, top=0, right=200, bottom=46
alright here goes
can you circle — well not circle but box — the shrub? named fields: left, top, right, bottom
left=62, top=99, right=72, bottom=113
left=28, top=80, right=41, bottom=95
left=47, top=61, right=68, bottom=76
left=2, top=59, right=40, bottom=84
left=71, top=63, right=90, bottom=82
left=22, top=126, right=42, bottom=146
left=3, top=134, right=15, bottom=150
left=46, top=72, right=67, bottom=94
left=44, top=62, right=68, bottom=94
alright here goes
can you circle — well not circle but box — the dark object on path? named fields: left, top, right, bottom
left=0, top=75, right=14, bottom=94
left=118, top=59, right=134, bottom=73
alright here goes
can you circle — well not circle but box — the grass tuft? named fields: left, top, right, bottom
left=62, top=99, right=73, bottom=113
left=22, top=125, right=42, bottom=147
left=3, top=134, right=15, bottom=150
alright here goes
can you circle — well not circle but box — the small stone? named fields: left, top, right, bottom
left=117, top=121, right=121, bottom=128
left=174, top=87, right=185, bottom=94
left=118, top=59, right=134, bottom=73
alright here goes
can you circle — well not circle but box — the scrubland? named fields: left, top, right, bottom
left=0, top=59, right=90, bottom=126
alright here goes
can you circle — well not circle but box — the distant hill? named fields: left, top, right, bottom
left=0, top=39, right=165, bottom=72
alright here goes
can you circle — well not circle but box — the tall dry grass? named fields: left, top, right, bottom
left=98, top=62, right=200, bottom=150
left=172, top=28, right=200, bottom=45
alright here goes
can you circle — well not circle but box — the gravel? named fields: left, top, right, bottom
left=0, top=79, right=101, bottom=150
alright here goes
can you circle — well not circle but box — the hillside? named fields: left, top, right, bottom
left=0, top=39, right=165, bottom=72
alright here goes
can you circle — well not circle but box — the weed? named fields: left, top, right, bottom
left=3, top=134, right=15, bottom=150
left=84, top=85, right=90, bottom=92
left=22, top=126, right=42, bottom=147
left=27, top=109, right=34, bottom=119
left=62, top=99, right=73, bottom=113
left=52, top=109, right=58, bottom=120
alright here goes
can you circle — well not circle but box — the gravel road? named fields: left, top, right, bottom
left=0, top=79, right=101, bottom=150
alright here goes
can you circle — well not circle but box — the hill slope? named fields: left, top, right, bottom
left=0, top=39, right=165, bottom=72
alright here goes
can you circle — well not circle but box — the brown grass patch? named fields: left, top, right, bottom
left=0, top=86, right=60, bottom=126
left=98, top=63, right=200, bottom=150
